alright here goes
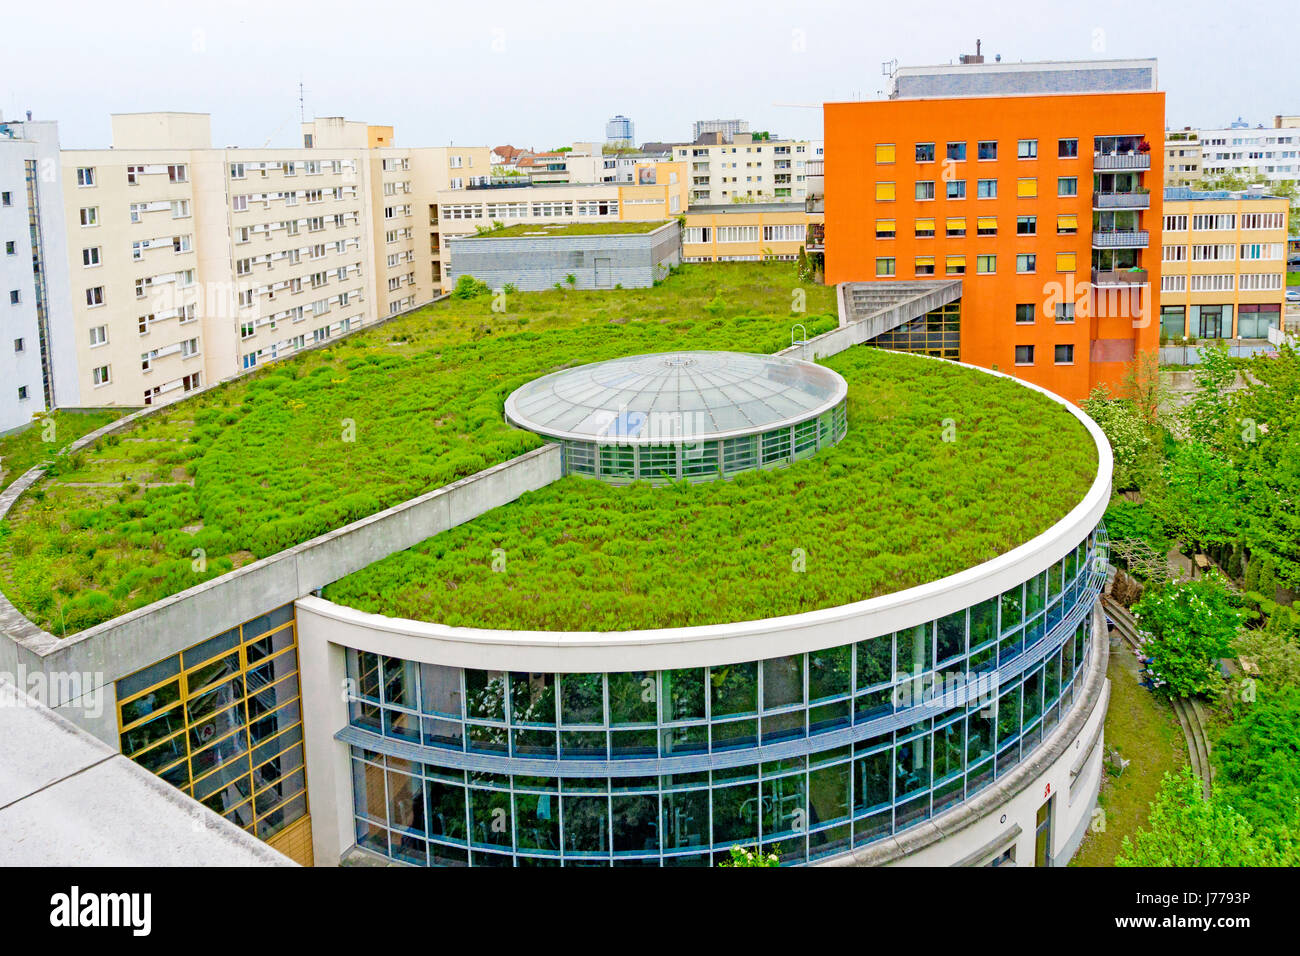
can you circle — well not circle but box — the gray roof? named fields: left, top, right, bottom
left=0, top=678, right=296, bottom=866
left=505, top=351, right=847, bottom=444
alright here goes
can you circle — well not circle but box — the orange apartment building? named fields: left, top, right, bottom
left=824, top=65, right=1165, bottom=403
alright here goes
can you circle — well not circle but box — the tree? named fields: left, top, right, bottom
left=1116, top=767, right=1296, bottom=866
left=1080, top=386, right=1153, bottom=491
left=1214, top=689, right=1300, bottom=838
left=719, top=844, right=780, bottom=867
left=1122, top=351, right=1163, bottom=426
left=1151, top=441, right=1240, bottom=554
left=1132, top=573, right=1246, bottom=696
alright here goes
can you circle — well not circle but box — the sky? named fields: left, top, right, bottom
left=2, top=0, right=1294, bottom=150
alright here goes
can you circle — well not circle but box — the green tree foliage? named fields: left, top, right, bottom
left=1214, top=689, right=1300, bottom=838
left=1080, top=386, right=1152, bottom=491
left=451, top=274, right=491, bottom=299
left=1116, top=767, right=1297, bottom=866
left=1132, top=574, right=1246, bottom=696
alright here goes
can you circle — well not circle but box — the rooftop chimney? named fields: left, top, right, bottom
left=958, top=39, right=986, bottom=65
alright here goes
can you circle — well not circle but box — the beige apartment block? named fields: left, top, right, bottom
left=58, top=113, right=501, bottom=410
left=1164, top=130, right=1202, bottom=187
left=682, top=203, right=823, bottom=262
left=1159, top=187, right=1289, bottom=341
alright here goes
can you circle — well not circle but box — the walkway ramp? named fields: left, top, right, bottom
left=782, top=279, right=963, bottom=362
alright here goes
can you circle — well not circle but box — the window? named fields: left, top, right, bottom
left=914, top=218, right=935, bottom=238
left=875, top=257, right=895, bottom=277
left=240, top=321, right=255, bottom=339
left=976, top=217, right=997, bottom=236
left=875, top=219, right=896, bottom=239
left=1017, top=139, right=1038, bottom=159
left=1163, top=214, right=1188, bottom=232
left=1015, top=304, right=1036, bottom=324
left=977, top=141, right=997, bottom=160
left=1056, top=252, right=1077, bottom=272
left=915, top=143, right=935, bottom=163
left=945, top=217, right=966, bottom=237
left=1017, top=178, right=1038, bottom=198
left=17, top=385, right=27, bottom=401
left=1016, top=216, right=1036, bottom=236
left=914, top=181, right=934, bottom=200
left=79, top=207, right=98, bottom=226
left=1057, top=177, right=1078, bottom=197
left=85, top=286, right=104, bottom=306
left=1016, top=254, right=1036, bottom=274
left=230, top=163, right=246, bottom=179
left=1058, top=138, right=1078, bottom=158
left=92, top=365, right=110, bottom=386
left=1056, top=214, right=1078, bottom=235
left=946, top=180, right=966, bottom=199
left=167, top=164, right=188, bottom=183
left=82, top=247, right=101, bottom=267
left=89, top=325, right=107, bottom=346
left=977, top=179, right=997, bottom=199
left=914, top=255, right=935, bottom=276
left=76, top=167, right=95, bottom=187
left=232, top=195, right=248, bottom=212
left=0, top=191, right=10, bottom=206
left=1054, top=344, right=1074, bottom=365
left=12, top=337, right=22, bottom=353
left=5, top=241, right=14, bottom=255
left=946, top=142, right=966, bottom=161
left=180, top=338, right=199, bottom=357
left=976, top=254, right=996, bottom=274
left=173, top=235, right=191, bottom=253
left=1055, top=303, right=1075, bottom=323
left=1015, top=345, right=1034, bottom=365
left=945, top=254, right=966, bottom=275
left=8, top=290, right=18, bottom=305
left=171, top=200, right=190, bottom=218
left=875, top=143, right=896, bottom=164
left=1193, top=213, right=1236, bottom=231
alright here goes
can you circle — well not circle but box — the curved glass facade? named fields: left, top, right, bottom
left=343, top=527, right=1106, bottom=866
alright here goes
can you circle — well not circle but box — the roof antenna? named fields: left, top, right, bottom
left=298, top=80, right=305, bottom=123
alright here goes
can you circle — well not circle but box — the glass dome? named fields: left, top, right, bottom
left=504, top=351, right=849, bottom=483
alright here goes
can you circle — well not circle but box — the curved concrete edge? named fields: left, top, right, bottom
left=814, top=600, right=1111, bottom=867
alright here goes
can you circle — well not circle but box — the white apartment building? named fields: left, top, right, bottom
left=0, top=117, right=77, bottom=432
left=1199, top=124, right=1300, bottom=183
left=671, top=134, right=822, bottom=204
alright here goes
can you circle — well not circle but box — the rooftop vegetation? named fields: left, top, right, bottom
left=323, top=347, right=1098, bottom=631
left=0, top=263, right=835, bottom=635
left=0, top=409, right=126, bottom=487
left=466, top=220, right=670, bottom=239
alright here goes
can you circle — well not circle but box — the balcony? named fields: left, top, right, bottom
left=1093, top=191, right=1151, bottom=210
left=1092, top=229, right=1149, bottom=249
left=1093, top=152, right=1151, bottom=171
left=1091, top=268, right=1148, bottom=287
left=806, top=224, right=825, bottom=252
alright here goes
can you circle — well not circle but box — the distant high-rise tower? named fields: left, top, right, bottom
left=605, top=114, right=634, bottom=146
left=693, top=118, right=749, bottom=144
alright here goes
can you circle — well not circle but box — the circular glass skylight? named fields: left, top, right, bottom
left=504, top=351, right=849, bottom=483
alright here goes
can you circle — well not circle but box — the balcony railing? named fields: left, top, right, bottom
left=806, top=225, right=825, bottom=251
left=1093, top=152, right=1152, bottom=170
left=1092, top=229, right=1149, bottom=249
left=1093, top=191, right=1151, bottom=210
left=1091, top=268, right=1148, bottom=286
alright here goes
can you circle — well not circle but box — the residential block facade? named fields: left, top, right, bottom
left=823, top=89, right=1165, bottom=403
left=671, top=135, right=823, bottom=204
left=1159, top=187, right=1289, bottom=341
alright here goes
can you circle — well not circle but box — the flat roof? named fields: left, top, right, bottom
left=457, top=220, right=670, bottom=239
left=0, top=679, right=295, bottom=866
left=1164, top=186, right=1286, bottom=201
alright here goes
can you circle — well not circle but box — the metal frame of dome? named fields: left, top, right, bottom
left=504, top=350, right=849, bottom=483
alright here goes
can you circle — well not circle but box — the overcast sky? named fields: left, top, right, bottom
left=2, top=0, right=1293, bottom=150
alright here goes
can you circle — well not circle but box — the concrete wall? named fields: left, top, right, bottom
left=447, top=222, right=679, bottom=291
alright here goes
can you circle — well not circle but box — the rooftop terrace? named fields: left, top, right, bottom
left=461, top=220, right=670, bottom=239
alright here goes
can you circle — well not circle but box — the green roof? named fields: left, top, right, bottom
left=0, top=263, right=836, bottom=635
left=461, top=220, right=671, bottom=239
left=324, top=347, right=1097, bottom=631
